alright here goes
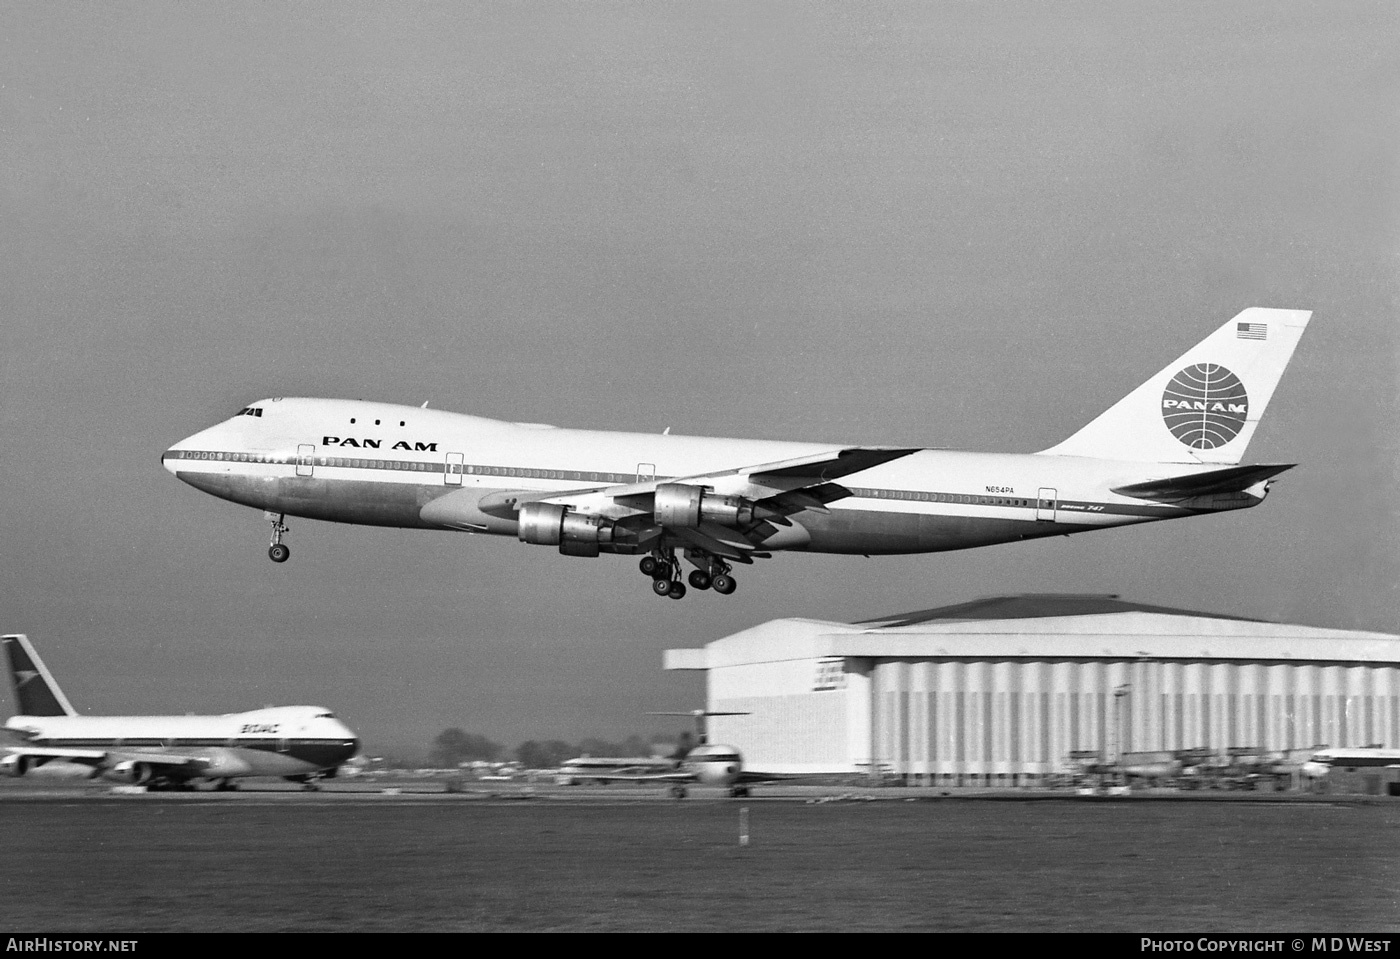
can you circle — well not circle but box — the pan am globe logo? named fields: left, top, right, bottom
left=1160, top=364, right=1249, bottom=449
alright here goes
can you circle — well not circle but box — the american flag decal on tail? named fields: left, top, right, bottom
left=1237, top=322, right=1267, bottom=340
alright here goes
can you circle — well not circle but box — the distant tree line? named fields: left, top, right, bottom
left=428, top=727, right=693, bottom=769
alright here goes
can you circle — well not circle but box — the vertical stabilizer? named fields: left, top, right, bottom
left=3, top=634, right=77, bottom=717
left=1038, top=308, right=1312, bottom=464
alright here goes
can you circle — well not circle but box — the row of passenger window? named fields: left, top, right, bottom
left=450, top=464, right=637, bottom=484
left=172, top=450, right=286, bottom=464
left=172, top=450, right=1032, bottom=507
left=39, top=738, right=310, bottom=748
left=173, top=450, right=644, bottom=483
left=851, top=488, right=1033, bottom=508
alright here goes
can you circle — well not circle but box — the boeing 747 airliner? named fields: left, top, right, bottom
left=163, top=307, right=1311, bottom=599
left=2, top=634, right=360, bottom=790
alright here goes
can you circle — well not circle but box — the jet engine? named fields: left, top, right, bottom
left=517, top=502, right=616, bottom=557
left=102, top=760, right=155, bottom=785
left=0, top=754, right=29, bottom=777
left=653, top=484, right=757, bottom=528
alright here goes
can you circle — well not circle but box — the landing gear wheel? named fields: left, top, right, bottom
left=667, top=581, right=687, bottom=600
left=639, top=556, right=659, bottom=577
left=267, top=513, right=290, bottom=562
left=688, top=570, right=712, bottom=590
left=652, top=578, right=674, bottom=597
left=670, top=785, right=688, bottom=800
left=712, top=574, right=736, bottom=595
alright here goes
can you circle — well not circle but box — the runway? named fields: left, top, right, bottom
left=4, top=778, right=1397, bottom=932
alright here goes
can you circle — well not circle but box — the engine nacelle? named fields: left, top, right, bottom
left=103, top=760, right=154, bottom=785
left=654, top=484, right=756, bottom=528
left=0, top=754, right=29, bottom=777
left=517, top=502, right=615, bottom=558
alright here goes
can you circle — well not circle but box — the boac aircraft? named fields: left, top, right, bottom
left=164, top=308, right=1310, bottom=599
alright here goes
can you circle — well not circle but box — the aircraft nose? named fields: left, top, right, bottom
left=161, top=422, right=228, bottom=477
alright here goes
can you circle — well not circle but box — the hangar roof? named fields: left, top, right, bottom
left=664, top=594, right=1400, bottom=671
left=856, top=593, right=1269, bottom=628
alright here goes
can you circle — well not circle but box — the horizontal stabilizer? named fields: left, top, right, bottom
left=1111, top=464, right=1294, bottom=502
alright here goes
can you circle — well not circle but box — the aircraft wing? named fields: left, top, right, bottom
left=5, top=745, right=207, bottom=773
left=609, top=446, right=922, bottom=505
left=734, top=770, right=798, bottom=785
left=573, top=770, right=698, bottom=783
left=520, top=447, right=920, bottom=555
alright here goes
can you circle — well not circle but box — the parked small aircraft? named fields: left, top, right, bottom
left=560, top=710, right=788, bottom=798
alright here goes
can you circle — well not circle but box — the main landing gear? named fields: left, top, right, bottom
left=267, top=513, right=290, bottom=563
left=639, top=549, right=738, bottom=600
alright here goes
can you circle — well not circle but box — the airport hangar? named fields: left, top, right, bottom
left=664, top=595, right=1400, bottom=785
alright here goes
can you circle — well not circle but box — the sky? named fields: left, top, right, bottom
left=1, top=2, right=1396, bottom=759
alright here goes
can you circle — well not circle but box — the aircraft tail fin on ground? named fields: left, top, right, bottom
left=3, top=634, right=77, bottom=717
left=1038, top=308, right=1312, bottom=464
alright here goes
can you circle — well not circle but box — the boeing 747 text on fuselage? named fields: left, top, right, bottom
left=163, top=308, right=1311, bottom=599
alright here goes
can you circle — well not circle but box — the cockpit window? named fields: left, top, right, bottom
left=315, top=712, right=335, bottom=719
left=236, top=407, right=264, bottom=418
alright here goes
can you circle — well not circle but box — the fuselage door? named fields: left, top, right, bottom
left=1036, top=488, right=1057, bottom=522
left=445, top=452, right=464, bottom=486
left=296, top=445, right=315, bottom=478
left=636, top=463, right=656, bottom=483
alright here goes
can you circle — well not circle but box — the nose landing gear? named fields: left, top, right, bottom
left=267, top=514, right=290, bottom=563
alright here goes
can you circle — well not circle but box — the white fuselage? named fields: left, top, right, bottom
left=1301, top=748, right=1400, bottom=778
left=557, top=744, right=748, bottom=788
left=681, top=744, right=746, bottom=788
left=163, top=398, right=1259, bottom=558
left=5, top=705, right=360, bottom=781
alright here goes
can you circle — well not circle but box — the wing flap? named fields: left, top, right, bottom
left=756, top=482, right=852, bottom=516
left=670, top=525, right=758, bottom=561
